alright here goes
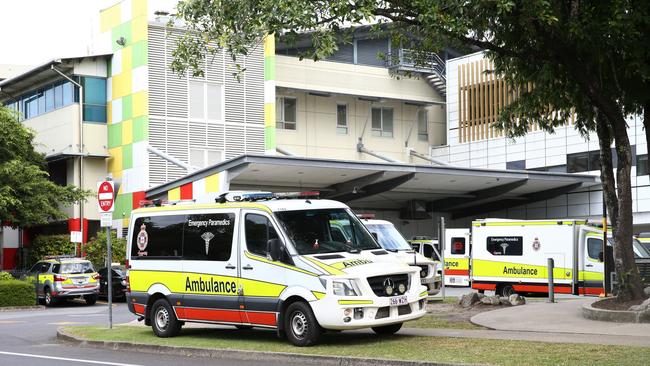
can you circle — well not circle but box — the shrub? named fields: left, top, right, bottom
left=0, top=279, right=36, bottom=307
left=85, top=230, right=126, bottom=269
left=28, top=234, right=75, bottom=267
left=0, top=272, right=13, bottom=281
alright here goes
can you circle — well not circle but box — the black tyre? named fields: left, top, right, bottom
left=284, top=302, right=322, bottom=347
left=498, top=284, right=515, bottom=297
left=84, top=294, right=98, bottom=305
left=151, top=298, right=182, bottom=337
left=372, top=322, right=403, bottom=335
left=235, top=325, right=253, bottom=330
left=44, top=288, right=55, bottom=307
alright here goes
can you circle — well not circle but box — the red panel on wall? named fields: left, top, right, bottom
left=2, top=248, right=18, bottom=269
left=132, top=191, right=146, bottom=209
left=180, top=183, right=193, bottom=200
left=67, top=218, right=89, bottom=243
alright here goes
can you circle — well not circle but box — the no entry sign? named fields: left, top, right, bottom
left=98, top=181, right=115, bottom=213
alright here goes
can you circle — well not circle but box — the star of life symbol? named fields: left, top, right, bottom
left=532, top=237, right=541, bottom=251
left=500, top=243, right=509, bottom=254
left=201, top=232, right=215, bottom=255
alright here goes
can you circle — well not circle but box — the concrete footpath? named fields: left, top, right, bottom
left=469, top=297, right=650, bottom=346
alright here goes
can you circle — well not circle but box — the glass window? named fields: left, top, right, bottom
left=588, top=150, right=601, bottom=171
left=567, top=152, right=589, bottom=173
left=206, top=83, right=222, bottom=120
left=62, top=82, right=73, bottom=105
left=183, top=213, right=236, bottom=261
left=637, top=154, right=648, bottom=176
left=190, top=81, right=205, bottom=119
left=277, top=97, right=296, bottom=130
left=417, top=109, right=428, bottom=141
left=507, top=160, right=526, bottom=170
left=131, top=215, right=185, bottom=258
left=486, top=236, right=523, bottom=256
left=587, top=238, right=603, bottom=261
left=337, top=104, right=348, bottom=134
left=54, top=84, right=63, bottom=109
left=60, top=261, right=94, bottom=274
left=37, top=91, right=45, bottom=114
left=451, top=237, right=466, bottom=255
left=245, top=214, right=279, bottom=256
left=364, top=224, right=412, bottom=251
left=45, top=88, right=54, bottom=112
left=82, top=77, right=107, bottom=122
left=275, top=209, right=380, bottom=255
left=371, top=107, right=393, bottom=137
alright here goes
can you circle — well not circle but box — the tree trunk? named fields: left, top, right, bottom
left=606, top=107, right=647, bottom=301
left=596, top=112, right=618, bottom=228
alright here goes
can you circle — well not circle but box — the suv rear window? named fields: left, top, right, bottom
left=57, top=262, right=94, bottom=274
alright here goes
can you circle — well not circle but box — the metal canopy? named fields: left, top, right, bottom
left=146, top=154, right=600, bottom=215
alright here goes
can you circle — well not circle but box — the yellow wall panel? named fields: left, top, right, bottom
left=168, top=187, right=181, bottom=201
left=132, top=91, right=148, bottom=117
left=121, top=119, right=133, bottom=145
left=122, top=46, right=133, bottom=72
left=205, top=174, right=220, bottom=193
left=132, top=0, right=147, bottom=17
left=108, top=147, right=123, bottom=178
left=264, top=34, right=275, bottom=57
left=264, top=103, right=275, bottom=127
left=131, top=16, right=148, bottom=43
left=100, top=4, right=121, bottom=33
left=112, top=71, right=132, bottom=99
left=107, top=101, right=112, bottom=124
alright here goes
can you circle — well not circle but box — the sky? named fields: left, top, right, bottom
left=0, top=1, right=117, bottom=66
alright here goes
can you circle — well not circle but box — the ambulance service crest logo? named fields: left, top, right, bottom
left=532, top=237, right=541, bottom=251
left=137, top=224, right=149, bottom=255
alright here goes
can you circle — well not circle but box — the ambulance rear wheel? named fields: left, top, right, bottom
left=498, top=284, right=515, bottom=297
left=285, top=301, right=321, bottom=346
left=151, top=299, right=182, bottom=337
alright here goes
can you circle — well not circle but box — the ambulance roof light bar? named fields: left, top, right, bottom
left=356, top=213, right=376, bottom=220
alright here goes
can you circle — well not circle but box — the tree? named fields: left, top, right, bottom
left=0, top=107, right=88, bottom=227
left=85, top=230, right=126, bottom=269
left=171, top=0, right=650, bottom=300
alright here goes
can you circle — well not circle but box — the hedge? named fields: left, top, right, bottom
left=28, top=234, right=75, bottom=267
left=0, top=279, right=36, bottom=307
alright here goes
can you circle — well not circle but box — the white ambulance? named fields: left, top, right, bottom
left=355, top=216, right=442, bottom=296
left=442, top=229, right=472, bottom=287
left=125, top=192, right=427, bottom=346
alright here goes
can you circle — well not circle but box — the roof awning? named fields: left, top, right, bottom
left=146, top=154, right=600, bottom=219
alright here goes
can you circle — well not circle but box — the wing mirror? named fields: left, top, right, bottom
left=267, top=238, right=284, bottom=262
left=598, top=251, right=604, bottom=263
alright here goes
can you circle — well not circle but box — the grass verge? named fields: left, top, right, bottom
left=406, top=314, right=483, bottom=330
left=63, top=325, right=650, bottom=366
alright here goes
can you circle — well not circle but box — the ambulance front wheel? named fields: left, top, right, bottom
left=151, top=298, right=182, bottom=338
left=285, top=301, right=322, bottom=347
left=498, top=284, right=516, bottom=297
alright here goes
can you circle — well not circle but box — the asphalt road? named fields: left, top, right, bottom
left=0, top=299, right=289, bottom=366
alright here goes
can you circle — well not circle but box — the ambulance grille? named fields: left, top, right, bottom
left=375, top=307, right=390, bottom=319
left=367, top=274, right=409, bottom=297
left=637, top=260, right=650, bottom=286
left=398, top=305, right=411, bottom=315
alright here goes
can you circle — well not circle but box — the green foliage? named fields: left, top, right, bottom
left=0, top=107, right=90, bottom=227
left=0, top=279, right=36, bottom=307
left=85, top=230, right=126, bottom=269
left=0, top=272, right=14, bottom=281
left=28, top=234, right=75, bottom=266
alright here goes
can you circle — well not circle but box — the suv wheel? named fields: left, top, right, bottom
left=151, top=299, right=182, bottom=337
left=84, top=294, right=98, bottom=305
left=285, top=301, right=321, bottom=347
left=372, top=322, right=403, bottom=335
left=44, top=288, right=55, bottom=307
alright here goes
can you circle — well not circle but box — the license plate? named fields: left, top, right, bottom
left=74, top=279, right=86, bottom=285
left=389, top=296, right=408, bottom=306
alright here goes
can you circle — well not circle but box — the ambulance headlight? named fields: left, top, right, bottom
left=332, top=280, right=361, bottom=296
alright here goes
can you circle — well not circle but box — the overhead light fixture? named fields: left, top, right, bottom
left=116, top=37, right=126, bottom=46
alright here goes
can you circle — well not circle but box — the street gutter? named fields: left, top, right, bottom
left=56, top=327, right=476, bottom=366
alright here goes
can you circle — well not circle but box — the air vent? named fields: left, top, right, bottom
left=371, top=250, right=389, bottom=255
left=314, top=254, right=345, bottom=260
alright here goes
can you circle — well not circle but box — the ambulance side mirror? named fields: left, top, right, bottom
left=268, top=238, right=284, bottom=262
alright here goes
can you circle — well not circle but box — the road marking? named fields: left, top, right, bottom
left=47, top=321, right=87, bottom=325
left=0, top=351, right=143, bottom=366
left=0, top=320, right=26, bottom=324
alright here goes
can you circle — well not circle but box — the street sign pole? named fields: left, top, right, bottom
left=98, top=178, right=115, bottom=330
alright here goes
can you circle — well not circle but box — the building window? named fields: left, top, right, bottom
left=190, top=148, right=223, bottom=169
left=371, top=107, right=393, bottom=137
left=81, top=77, right=107, bottom=123
left=5, top=80, right=78, bottom=121
left=567, top=152, right=590, bottom=173
left=190, top=81, right=223, bottom=121
left=276, top=97, right=296, bottom=130
left=336, top=104, right=348, bottom=134
left=506, top=160, right=526, bottom=170
left=417, top=109, right=428, bottom=141
left=638, top=154, right=648, bottom=176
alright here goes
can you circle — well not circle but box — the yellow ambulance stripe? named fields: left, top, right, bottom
left=134, top=202, right=273, bottom=214
left=303, top=256, right=345, bottom=275
left=419, top=290, right=428, bottom=297
left=311, top=291, right=326, bottom=300
left=129, top=270, right=286, bottom=297
left=472, top=259, right=573, bottom=280
left=244, top=251, right=319, bottom=277
left=444, top=258, right=470, bottom=270
left=579, top=270, right=604, bottom=281
left=338, top=299, right=373, bottom=305
left=472, top=220, right=586, bottom=227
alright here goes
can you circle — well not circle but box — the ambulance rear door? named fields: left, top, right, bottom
left=444, top=228, right=471, bottom=287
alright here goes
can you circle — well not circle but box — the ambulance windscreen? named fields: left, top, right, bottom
left=275, top=209, right=380, bottom=255
left=364, top=224, right=412, bottom=251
